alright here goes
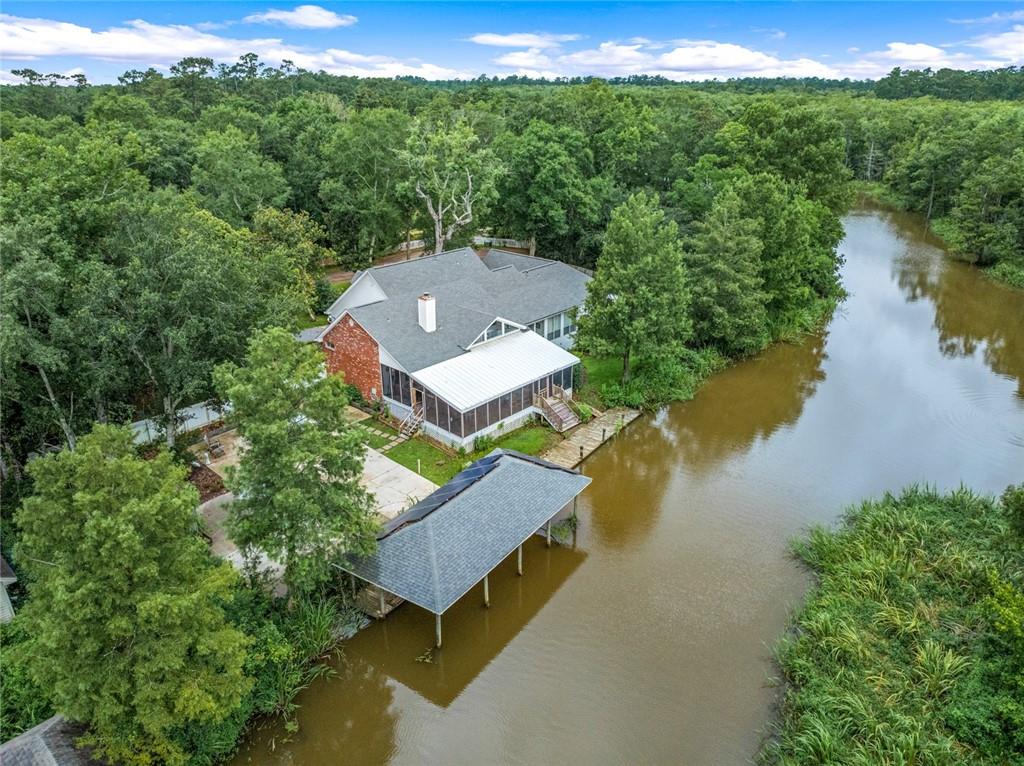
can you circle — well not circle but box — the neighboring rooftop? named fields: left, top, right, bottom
left=1, top=554, right=16, bottom=582
left=321, top=248, right=590, bottom=372
left=337, top=449, right=591, bottom=615
left=0, top=716, right=100, bottom=766
left=295, top=325, right=327, bottom=344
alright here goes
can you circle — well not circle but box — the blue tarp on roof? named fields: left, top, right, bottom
left=337, top=449, right=591, bottom=614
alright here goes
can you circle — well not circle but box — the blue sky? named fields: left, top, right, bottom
left=2, top=2, right=1023, bottom=83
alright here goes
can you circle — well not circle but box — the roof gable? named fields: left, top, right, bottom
left=318, top=247, right=590, bottom=372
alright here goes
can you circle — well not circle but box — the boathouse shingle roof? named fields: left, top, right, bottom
left=337, top=449, right=590, bottom=615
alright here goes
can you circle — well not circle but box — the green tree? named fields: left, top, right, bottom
left=493, top=120, right=598, bottom=256
left=400, top=118, right=502, bottom=253
left=577, top=192, right=691, bottom=383
left=251, top=207, right=333, bottom=319
left=99, top=191, right=300, bottom=447
left=320, top=108, right=413, bottom=265
left=192, top=125, right=289, bottom=226
left=15, top=425, right=250, bottom=764
left=686, top=188, right=770, bottom=356
left=214, top=328, right=378, bottom=595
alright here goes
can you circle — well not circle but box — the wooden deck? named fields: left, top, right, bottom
left=540, top=408, right=642, bottom=469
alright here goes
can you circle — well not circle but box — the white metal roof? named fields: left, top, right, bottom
left=410, top=331, right=578, bottom=411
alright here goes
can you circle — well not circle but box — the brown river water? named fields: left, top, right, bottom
left=232, top=204, right=1024, bottom=765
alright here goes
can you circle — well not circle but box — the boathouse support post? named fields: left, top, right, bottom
left=378, top=588, right=386, bottom=618
left=484, top=575, right=490, bottom=607
left=546, top=521, right=552, bottom=547
left=435, top=614, right=442, bottom=648
left=517, top=544, right=523, bottom=575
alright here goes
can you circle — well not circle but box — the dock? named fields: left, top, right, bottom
left=541, top=408, right=641, bottom=468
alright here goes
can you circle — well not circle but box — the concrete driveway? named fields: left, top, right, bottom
left=198, top=446, right=437, bottom=583
left=361, top=447, right=437, bottom=519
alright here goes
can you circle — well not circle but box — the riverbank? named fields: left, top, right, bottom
left=762, top=485, right=1024, bottom=764
left=226, top=205, right=1024, bottom=766
left=854, top=182, right=1024, bottom=290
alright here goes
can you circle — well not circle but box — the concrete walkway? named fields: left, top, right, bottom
left=540, top=408, right=642, bottom=468
left=361, top=448, right=437, bottom=518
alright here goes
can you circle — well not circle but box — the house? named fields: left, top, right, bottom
left=1, top=555, right=16, bottom=624
left=335, top=448, right=591, bottom=647
left=317, top=248, right=591, bottom=448
left=0, top=715, right=101, bottom=765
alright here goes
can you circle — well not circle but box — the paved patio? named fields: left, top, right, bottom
left=197, top=444, right=437, bottom=584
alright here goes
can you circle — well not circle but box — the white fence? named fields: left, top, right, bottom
left=129, top=401, right=228, bottom=445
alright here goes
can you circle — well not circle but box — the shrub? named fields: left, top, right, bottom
left=763, top=486, right=1024, bottom=765
left=0, top=618, right=53, bottom=741
left=473, top=435, right=496, bottom=453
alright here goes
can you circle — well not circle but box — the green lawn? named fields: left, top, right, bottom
left=385, top=424, right=562, bottom=485
left=295, top=312, right=329, bottom=330
left=575, top=353, right=622, bottom=408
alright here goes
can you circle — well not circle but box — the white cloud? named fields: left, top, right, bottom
left=493, top=47, right=554, bottom=69
left=242, top=5, right=356, bottom=29
left=0, top=13, right=468, bottom=79
left=949, top=9, right=1024, bottom=24
left=753, top=27, right=787, bottom=40
left=969, top=24, right=1024, bottom=61
left=491, top=38, right=839, bottom=80
left=468, top=32, right=581, bottom=48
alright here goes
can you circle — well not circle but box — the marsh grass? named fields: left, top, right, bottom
left=762, top=485, right=1024, bottom=765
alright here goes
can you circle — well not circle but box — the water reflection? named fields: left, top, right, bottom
left=874, top=203, right=1024, bottom=397
left=232, top=206, right=1024, bottom=766
left=233, top=538, right=586, bottom=764
left=665, top=332, right=828, bottom=474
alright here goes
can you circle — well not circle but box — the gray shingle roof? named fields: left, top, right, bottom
left=338, top=449, right=590, bottom=614
left=331, top=248, right=590, bottom=372
left=0, top=716, right=100, bottom=766
left=295, top=326, right=327, bottom=343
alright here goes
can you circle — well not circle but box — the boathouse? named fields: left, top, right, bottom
left=335, top=449, right=591, bottom=647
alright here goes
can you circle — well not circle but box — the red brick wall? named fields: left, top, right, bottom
left=322, top=315, right=382, bottom=401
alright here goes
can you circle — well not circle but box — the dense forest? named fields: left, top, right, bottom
left=3, top=57, right=1021, bottom=476
left=1, top=58, right=1022, bottom=764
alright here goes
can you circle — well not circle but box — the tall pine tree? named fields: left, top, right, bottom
left=686, top=189, right=770, bottom=357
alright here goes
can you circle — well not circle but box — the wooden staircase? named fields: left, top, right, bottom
left=399, top=405, right=424, bottom=437
left=543, top=396, right=580, bottom=432
left=535, top=384, right=580, bottom=432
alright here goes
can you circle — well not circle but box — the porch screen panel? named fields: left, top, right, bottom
left=474, top=403, right=489, bottom=431
left=445, top=404, right=461, bottom=437
left=520, top=384, right=532, bottom=411
left=436, top=399, right=449, bottom=430
left=425, top=392, right=438, bottom=425
left=380, top=365, right=392, bottom=399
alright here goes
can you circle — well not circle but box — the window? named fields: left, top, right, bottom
left=530, top=321, right=544, bottom=334
left=565, top=312, right=577, bottom=335
left=486, top=321, right=502, bottom=341
left=546, top=315, right=562, bottom=340
left=324, top=339, right=336, bottom=351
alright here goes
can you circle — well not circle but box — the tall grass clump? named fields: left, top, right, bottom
left=762, top=484, right=1024, bottom=765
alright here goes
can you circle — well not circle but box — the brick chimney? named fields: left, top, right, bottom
left=417, top=293, right=436, bottom=333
